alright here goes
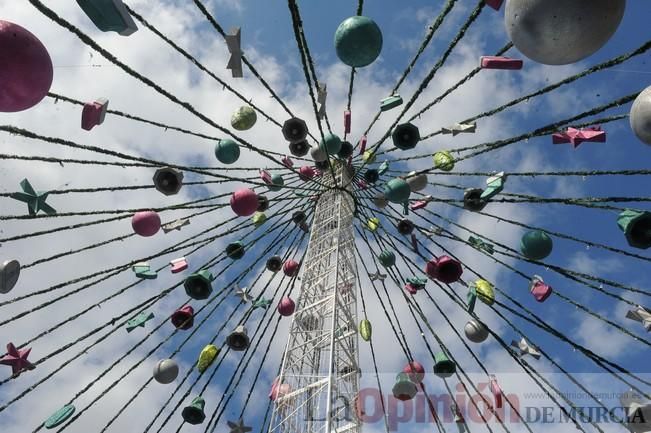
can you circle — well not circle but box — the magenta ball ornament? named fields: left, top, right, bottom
left=131, top=211, right=161, bottom=237
left=283, top=260, right=300, bottom=277
left=230, top=188, right=259, bottom=217
left=0, top=20, right=53, bottom=112
left=277, top=296, right=296, bottom=316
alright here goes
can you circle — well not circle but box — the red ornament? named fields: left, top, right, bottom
left=425, top=255, right=462, bottom=284
left=283, top=260, right=300, bottom=277
left=277, top=296, right=296, bottom=316
left=230, top=188, right=259, bottom=217
left=299, top=166, right=315, bottom=181
left=403, top=361, right=425, bottom=384
left=0, top=21, right=53, bottom=112
left=0, top=342, right=35, bottom=376
left=484, top=0, right=503, bottom=10
left=131, top=211, right=161, bottom=237
left=171, top=305, right=194, bottom=330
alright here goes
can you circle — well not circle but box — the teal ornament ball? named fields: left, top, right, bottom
left=320, top=133, right=342, bottom=156
left=334, top=16, right=383, bottom=68
left=520, top=230, right=553, bottom=260
left=231, top=106, right=257, bottom=131
left=269, top=173, right=284, bottom=192
left=215, top=139, right=240, bottom=164
left=383, top=178, right=411, bottom=204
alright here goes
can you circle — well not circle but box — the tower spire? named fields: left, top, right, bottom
left=269, top=161, right=360, bottom=433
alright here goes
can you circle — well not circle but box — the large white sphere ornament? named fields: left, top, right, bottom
left=630, top=86, right=651, bottom=145
left=505, top=0, right=626, bottom=65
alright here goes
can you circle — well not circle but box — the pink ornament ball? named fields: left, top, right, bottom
left=283, top=260, right=300, bottom=277
left=131, top=211, right=161, bottom=237
left=230, top=188, right=259, bottom=217
left=299, top=166, right=315, bottom=181
left=403, top=361, right=425, bottom=384
left=0, top=20, right=53, bottom=113
left=277, top=296, right=296, bottom=316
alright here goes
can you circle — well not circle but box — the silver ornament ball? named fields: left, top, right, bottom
left=464, top=319, right=489, bottom=343
left=630, top=86, right=651, bottom=145
left=153, top=359, right=179, bottom=384
left=405, top=171, right=427, bottom=192
left=505, top=0, right=625, bottom=65
left=310, top=146, right=328, bottom=162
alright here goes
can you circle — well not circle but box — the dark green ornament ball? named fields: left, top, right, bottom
left=520, top=230, right=553, bottom=260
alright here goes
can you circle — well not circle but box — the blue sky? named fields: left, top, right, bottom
left=1, top=1, right=651, bottom=433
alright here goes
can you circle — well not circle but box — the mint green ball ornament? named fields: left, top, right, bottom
left=383, top=178, right=411, bottom=204
left=320, top=133, right=342, bottom=156
left=269, top=173, right=284, bottom=192
left=334, top=16, right=383, bottom=67
left=215, top=139, right=240, bottom=164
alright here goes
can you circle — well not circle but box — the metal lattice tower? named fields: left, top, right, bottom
left=269, top=161, right=360, bottom=433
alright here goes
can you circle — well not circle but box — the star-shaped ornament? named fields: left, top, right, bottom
left=227, top=419, right=252, bottom=433
left=162, top=218, right=190, bottom=233
left=234, top=286, right=252, bottom=303
left=0, top=342, right=36, bottom=376
left=441, top=122, right=476, bottom=136
left=468, top=236, right=495, bottom=255
left=510, top=337, right=541, bottom=359
left=125, top=312, right=154, bottom=332
left=552, top=126, right=606, bottom=148
left=425, top=226, right=443, bottom=238
left=10, top=178, right=56, bottom=216
left=368, top=271, right=386, bottom=281
left=626, top=306, right=651, bottom=332
left=252, top=298, right=272, bottom=310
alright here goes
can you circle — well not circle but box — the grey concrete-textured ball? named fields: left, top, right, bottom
left=310, top=146, right=328, bottom=162
left=464, top=320, right=489, bottom=343
left=405, top=171, right=427, bottom=192
left=153, top=359, right=179, bottom=384
left=630, top=86, right=651, bottom=145
left=505, top=0, right=626, bottom=65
